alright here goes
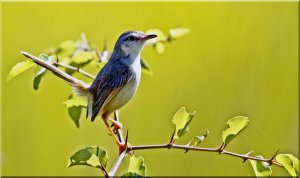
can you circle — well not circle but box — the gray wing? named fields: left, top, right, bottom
left=89, top=63, right=132, bottom=121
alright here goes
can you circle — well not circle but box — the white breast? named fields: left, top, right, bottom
left=104, top=56, right=141, bottom=114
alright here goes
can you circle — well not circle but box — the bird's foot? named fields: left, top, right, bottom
left=109, top=118, right=123, bottom=130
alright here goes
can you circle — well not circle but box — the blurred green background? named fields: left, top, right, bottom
left=1, top=2, right=298, bottom=176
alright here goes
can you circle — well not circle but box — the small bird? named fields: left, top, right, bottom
left=77, top=31, right=157, bottom=147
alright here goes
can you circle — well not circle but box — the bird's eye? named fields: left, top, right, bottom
left=128, top=36, right=135, bottom=41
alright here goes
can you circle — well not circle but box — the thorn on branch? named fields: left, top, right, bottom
left=125, top=130, right=129, bottom=149
left=184, top=147, right=190, bottom=153
left=218, top=143, right=225, bottom=154
left=242, top=150, right=254, bottom=163
left=120, top=129, right=130, bottom=154
left=268, top=149, right=280, bottom=165
left=184, top=141, right=192, bottom=153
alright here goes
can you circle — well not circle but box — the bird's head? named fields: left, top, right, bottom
left=113, top=31, right=157, bottom=58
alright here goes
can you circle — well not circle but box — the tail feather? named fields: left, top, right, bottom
left=72, top=82, right=90, bottom=96
left=86, top=93, right=93, bottom=119
left=71, top=82, right=93, bottom=119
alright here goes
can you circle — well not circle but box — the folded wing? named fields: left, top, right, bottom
left=88, top=63, right=132, bottom=121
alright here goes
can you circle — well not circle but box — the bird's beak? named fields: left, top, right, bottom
left=142, top=34, right=157, bottom=41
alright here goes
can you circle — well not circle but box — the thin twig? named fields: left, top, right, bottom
left=20, top=51, right=90, bottom=89
left=53, top=61, right=95, bottom=79
left=99, top=159, right=109, bottom=178
left=130, top=143, right=282, bottom=167
left=168, top=129, right=176, bottom=149
left=108, top=150, right=127, bottom=177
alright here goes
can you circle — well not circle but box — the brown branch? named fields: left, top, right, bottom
left=108, top=150, right=127, bottom=177
left=130, top=143, right=282, bottom=167
left=20, top=51, right=90, bottom=89
left=99, top=159, right=109, bottom=178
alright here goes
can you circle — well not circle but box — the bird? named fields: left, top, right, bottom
left=76, top=31, right=157, bottom=147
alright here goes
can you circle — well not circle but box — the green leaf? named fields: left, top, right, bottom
left=187, top=129, right=209, bottom=147
left=68, top=146, right=108, bottom=169
left=65, top=95, right=86, bottom=127
left=276, top=154, right=299, bottom=176
left=222, top=116, right=249, bottom=146
left=123, top=155, right=146, bottom=177
left=71, top=51, right=96, bottom=64
left=56, top=40, right=77, bottom=57
left=7, top=60, right=35, bottom=81
left=64, top=95, right=86, bottom=108
left=250, top=155, right=272, bottom=176
left=68, top=106, right=81, bottom=128
left=172, top=107, right=196, bottom=139
left=85, top=146, right=109, bottom=167
left=140, top=58, right=152, bottom=75
left=33, top=54, right=54, bottom=90
left=155, top=42, right=164, bottom=54
left=169, top=27, right=190, bottom=39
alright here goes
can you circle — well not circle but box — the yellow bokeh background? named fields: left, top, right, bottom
left=1, top=2, right=298, bottom=176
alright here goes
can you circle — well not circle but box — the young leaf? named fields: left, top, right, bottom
left=7, top=60, right=35, bottom=81
left=86, top=146, right=109, bottom=167
left=68, top=146, right=108, bottom=168
left=169, top=27, right=190, bottom=39
left=68, top=106, right=81, bottom=128
left=187, top=129, right=209, bottom=147
left=33, top=54, right=54, bottom=90
left=123, top=155, right=146, bottom=177
left=249, top=156, right=272, bottom=176
left=71, top=51, right=96, bottom=64
left=222, top=116, right=249, bottom=146
left=172, top=107, right=196, bottom=139
left=64, top=95, right=86, bottom=108
left=276, top=154, right=299, bottom=176
left=56, top=40, right=77, bottom=57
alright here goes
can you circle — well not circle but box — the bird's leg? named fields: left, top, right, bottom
left=103, top=118, right=123, bottom=147
left=109, top=118, right=123, bottom=130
